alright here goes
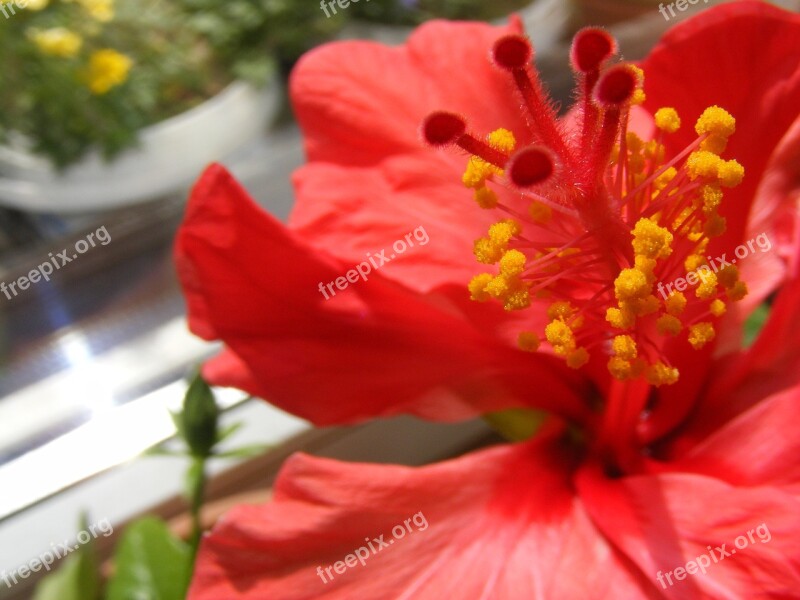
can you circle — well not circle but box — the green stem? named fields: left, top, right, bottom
left=188, top=455, right=207, bottom=570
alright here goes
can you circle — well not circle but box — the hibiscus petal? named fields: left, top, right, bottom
left=290, top=20, right=532, bottom=166
left=716, top=112, right=800, bottom=353
left=669, top=384, right=800, bottom=489
left=578, top=464, right=800, bottom=598
left=175, top=165, right=589, bottom=425
left=288, top=18, right=544, bottom=291
left=641, top=1, right=800, bottom=297
left=674, top=274, right=800, bottom=446
left=188, top=429, right=660, bottom=600
left=289, top=153, right=503, bottom=292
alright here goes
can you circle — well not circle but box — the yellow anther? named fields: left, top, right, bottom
left=646, top=362, right=679, bottom=386
left=684, top=254, right=706, bottom=272
left=700, top=134, right=728, bottom=155
left=547, top=301, right=576, bottom=321
left=468, top=273, right=493, bottom=302
left=487, top=128, right=516, bottom=153
left=612, top=335, right=637, bottom=360
left=606, top=306, right=635, bottom=329
left=628, top=64, right=645, bottom=81
left=644, top=141, right=666, bottom=162
left=486, top=275, right=512, bottom=299
left=622, top=65, right=645, bottom=105
left=686, top=151, right=723, bottom=181
left=695, top=106, right=736, bottom=139
left=528, top=201, right=552, bottom=224
left=629, top=152, right=646, bottom=173
left=727, top=280, right=748, bottom=302
left=504, top=287, right=531, bottom=311
left=687, top=227, right=704, bottom=242
left=654, top=167, right=677, bottom=192
left=664, top=291, right=687, bottom=315
left=672, top=207, right=694, bottom=231
left=654, top=107, right=681, bottom=133
left=635, top=256, right=657, bottom=284
left=632, top=218, right=673, bottom=260
left=709, top=299, right=726, bottom=317
left=701, top=185, right=723, bottom=213
left=626, top=132, right=644, bottom=152
left=623, top=295, right=660, bottom=317
left=488, top=220, right=521, bottom=244
left=614, top=268, right=650, bottom=302
left=545, top=319, right=576, bottom=355
left=473, top=238, right=503, bottom=264
left=717, top=265, right=739, bottom=288
left=462, top=156, right=496, bottom=189
left=518, top=331, right=540, bottom=352
left=499, top=249, right=526, bottom=277
left=608, top=356, right=633, bottom=380
left=717, top=159, right=744, bottom=188
left=703, top=213, right=726, bottom=237
left=566, top=347, right=590, bottom=369
left=688, top=322, right=715, bottom=349
left=474, top=186, right=499, bottom=209
left=656, top=314, right=682, bottom=336
left=695, top=270, right=717, bottom=300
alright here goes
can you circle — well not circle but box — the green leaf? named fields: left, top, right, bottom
left=106, top=517, right=191, bottom=600
left=32, top=540, right=101, bottom=600
left=169, top=410, right=186, bottom=441
left=743, top=302, right=771, bottom=348
left=180, top=372, right=220, bottom=458
left=143, top=445, right=187, bottom=458
left=214, top=421, right=243, bottom=444
left=213, top=444, right=272, bottom=459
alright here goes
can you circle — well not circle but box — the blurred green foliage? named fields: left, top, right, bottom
left=0, top=0, right=531, bottom=169
left=0, top=0, right=337, bottom=168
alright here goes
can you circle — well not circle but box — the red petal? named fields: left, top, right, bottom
left=289, top=153, right=505, bottom=293
left=290, top=20, right=531, bottom=166
left=188, top=429, right=658, bottom=599
left=674, top=274, right=800, bottom=447
left=642, top=2, right=800, bottom=290
left=175, top=165, right=589, bottom=425
left=578, top=464, right=800, bottom=598
left=670, top=384, right=800, bottom=489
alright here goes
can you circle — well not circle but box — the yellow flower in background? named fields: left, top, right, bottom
left=24, top=0, right=49, bottom=9
left=86, top=49, right=132, bottom=94
left=29, top=28, right=83, bottom=58
left=78, top=0, right=114, bottom=21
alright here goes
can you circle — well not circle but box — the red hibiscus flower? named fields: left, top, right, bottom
left=177, top=1, right=800, bottom=597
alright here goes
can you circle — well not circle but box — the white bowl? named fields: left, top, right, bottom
left=0, top=79, right=281, bottom=214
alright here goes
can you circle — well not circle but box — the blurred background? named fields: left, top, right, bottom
left=0, top=0, right=797, bottom=597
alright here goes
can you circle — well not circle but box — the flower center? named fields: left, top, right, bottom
left=423, top=29, right=748, bottom=386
